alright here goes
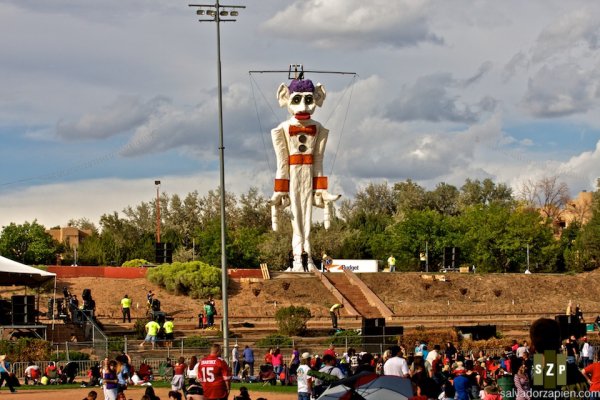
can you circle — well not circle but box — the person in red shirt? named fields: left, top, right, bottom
left=198, top=344, right=230, bottom=400
left=323, top=344, right=336, bottom=358
left=583, top=361, right=600, bottom=393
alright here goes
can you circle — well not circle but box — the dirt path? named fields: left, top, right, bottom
left=4, top=387, right=297, bottom=400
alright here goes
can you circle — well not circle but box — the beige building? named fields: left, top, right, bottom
left=561, top=191, right=594, bottom=229
left=46, top=226, right=92, bottom=249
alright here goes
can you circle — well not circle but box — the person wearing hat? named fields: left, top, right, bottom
left=0, top=355, right=16, bottom=393
left=296, top=353, right=313, bottom=400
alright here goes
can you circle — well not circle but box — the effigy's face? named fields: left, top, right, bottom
left=287, top=91, right=317, bottom=116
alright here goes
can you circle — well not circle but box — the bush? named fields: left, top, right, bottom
left=275, top=306, right=312, bottom=336
left=256, top=334, right=293, bottom=348
left=133, top=319, right=147, bottom=340
left=122, top=259, right=150, bottom=267
left=183, top=336, right=214, bottom=348
left=51, top=351, right=90, bottom=361
left=0, top=339, right=51, bottom=362
left=330, top=330, right=362, bottom=347
left=108, top=337, right=125, bottom=352
left=146, top=261, right=221, bottom=299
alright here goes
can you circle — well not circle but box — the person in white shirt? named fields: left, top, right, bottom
left=24, top=362, right=41, bottom=385
left=383, top=345, right=409, bottom=377
left=317, top=354, right=346, bottom=382
left=515, top=341, right=529, bottom=358
left=581, top=337, right=594, bottom=367
left=426, top=345, right=440, bottom=366
left=296, top=352, right=313, bottom=400
left=232, top=344, right=240, bottom=377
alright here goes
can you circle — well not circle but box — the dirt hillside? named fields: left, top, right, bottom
left=3, top=270, right=599, bottom=324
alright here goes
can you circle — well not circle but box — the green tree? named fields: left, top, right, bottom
left=570, top=190, right=600, bottom=271
left=0, top=221, right=59, bottom=264
left=425, top=182, right=460, bottom=216
left=393, top=179, right=427, bottom=216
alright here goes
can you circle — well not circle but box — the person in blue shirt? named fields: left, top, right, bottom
left=0, top=355, right=16, bottom=393
left=243, top=345, right=255, bottom=377
left=452, top=367, right=471, bottom=400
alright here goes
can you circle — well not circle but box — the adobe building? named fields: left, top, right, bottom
left=560, top=191, right=594, bottom=229
left=46, top=226, right=92, bottom=249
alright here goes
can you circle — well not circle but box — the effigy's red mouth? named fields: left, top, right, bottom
left=295, top=112, right=311, bottom=120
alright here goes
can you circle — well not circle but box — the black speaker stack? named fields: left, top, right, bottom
left=361, top=318, right=403, bottom=353
left=555, top=315, right=586, bottom=340
left=11, top=295, right=35, bottom=325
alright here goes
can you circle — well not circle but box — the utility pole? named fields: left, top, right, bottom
left=188, top=1, right=245, bottom=364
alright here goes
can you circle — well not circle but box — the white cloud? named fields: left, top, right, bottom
left=523, top=63, right=600, bottom=117
left=531, top=7, right=600, bottom=64
left=386, top=67, right=497, bottom=123
left=261, top=0, right=443, bottom=49
left=56, top=96, right=169, bottom=140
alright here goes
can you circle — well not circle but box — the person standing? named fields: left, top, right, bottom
left=329, top=303, right=344, bottom=330
left=296, top=353, right=313, bottom=400
left=198, top=344, right=230, bottom=400
left=120, top=294, right=132, bottom=323
left=582, top=336, right=594, bottom=368
left=514, top=364, right=531, bottom=400
left=301, top=251, right=309, bottom=272
left=205, top=296, right=216, bottom=327
left=387, top=255, right=396, bottom=272
left=0, top=355, right=16, bottom=393
left=232, top=344, right=240, bottom=377
left=383, top=345, right=409, bottom=377
left=242, top=345, right=255, bottom=377
left=583, top=358, right=600, bottom=395
left=103, top=360, right=118, bottom=400
left=163, top=317, right=175, bottom=348
left=140, top=319, right=161, bottom=349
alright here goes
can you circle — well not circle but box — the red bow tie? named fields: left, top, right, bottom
left=289, top=125, right=317, bottom=136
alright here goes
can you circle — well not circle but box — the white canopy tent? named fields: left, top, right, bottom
left=0, top=255, right=56, bottom=286
left=0, top=255, right=56, bottom=337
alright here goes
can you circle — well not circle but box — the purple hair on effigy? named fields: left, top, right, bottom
left=288, top=79, right=315, bottom=93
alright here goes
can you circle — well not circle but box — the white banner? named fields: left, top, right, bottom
left=323, top=259, right=379, bottom=273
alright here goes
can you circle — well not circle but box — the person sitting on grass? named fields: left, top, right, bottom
left=24, top=361, right=41, bottom=385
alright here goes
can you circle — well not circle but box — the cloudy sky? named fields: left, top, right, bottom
left=1, top=0, right=600, bottom=229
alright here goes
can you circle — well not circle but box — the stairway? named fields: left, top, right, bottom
left=323, top=274, right=382, bottom=319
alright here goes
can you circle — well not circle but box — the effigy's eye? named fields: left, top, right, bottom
left=304, top=95, right=313, bottom=105
left=291, top=95, right=302, bottom=105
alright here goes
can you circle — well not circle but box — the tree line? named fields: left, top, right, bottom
left=1, top=177, right=599, bottom=273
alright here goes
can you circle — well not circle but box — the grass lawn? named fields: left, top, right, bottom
left=13, top=381, right=297, bottom=394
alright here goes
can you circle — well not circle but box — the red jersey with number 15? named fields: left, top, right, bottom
left=198, top=354, right=230, bottom=400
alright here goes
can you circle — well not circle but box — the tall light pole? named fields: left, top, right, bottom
left=155, top=180, right=161, bottom=244
left=188, top=1, right=245, bottom=363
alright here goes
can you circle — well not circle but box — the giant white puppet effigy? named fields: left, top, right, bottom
left=270, top=78, right=341, bottom=272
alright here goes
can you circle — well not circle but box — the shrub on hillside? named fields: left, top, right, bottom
left=0, top=338, right=51, bottom=362
left=133, top=319, right=147, bottom=340
left=183, top=336, right=213, bottom=349
left=146, top=261, right=222, bottom=298
left=122, top=259, right=150, bottom=267
left=256, top=334, right=293, bottom=348
left=51, top=351, right=90, bottom=361
left=274, top=306, right=312, bottom=336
